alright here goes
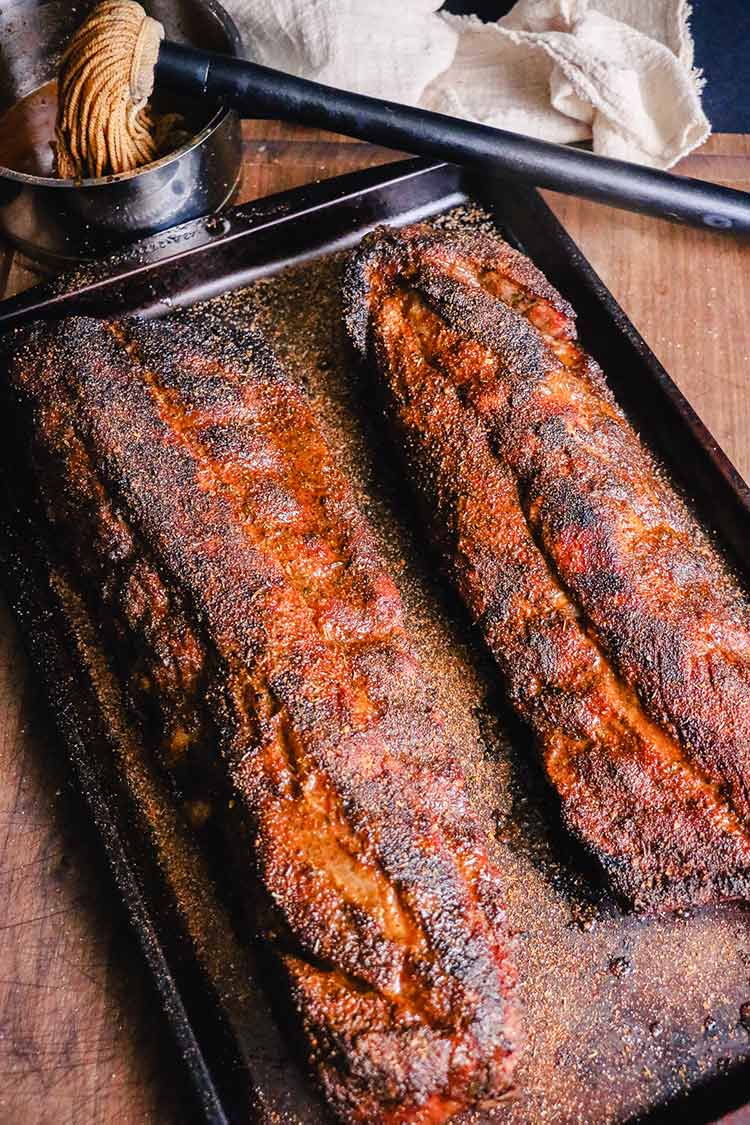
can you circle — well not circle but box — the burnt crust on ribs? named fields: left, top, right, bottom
left=4, top=314, right=519, bottom=1125
left=345, top=222, right=750, bottom=913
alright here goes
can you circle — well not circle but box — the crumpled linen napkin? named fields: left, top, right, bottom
left=225, top=0, right=709, bottom=169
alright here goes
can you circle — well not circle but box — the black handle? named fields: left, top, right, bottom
left=156, top=41, right=750, bottom=234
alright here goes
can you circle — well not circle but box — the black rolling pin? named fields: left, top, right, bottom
left=155, top=43, right=750, bottom=235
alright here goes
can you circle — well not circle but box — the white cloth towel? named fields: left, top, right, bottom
left=225, top=0, right=709, bottom=169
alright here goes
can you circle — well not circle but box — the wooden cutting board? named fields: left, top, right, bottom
left=0, top=124, right=748, bottom=1125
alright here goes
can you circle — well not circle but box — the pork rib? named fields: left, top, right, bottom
left=345, top=223, right=750, bottom=912
left=4, top=315, right=519, bottom=1124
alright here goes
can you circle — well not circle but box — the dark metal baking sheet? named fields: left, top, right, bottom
left=1, top=157, right=750, bottom=1124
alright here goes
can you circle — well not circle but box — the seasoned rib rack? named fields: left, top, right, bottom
left=4, top=315, right=519, bottom=1125
left=346, top=223, right=750, bottom=913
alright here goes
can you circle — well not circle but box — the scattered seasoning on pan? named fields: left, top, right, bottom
left=569, top=901, right=598, bottom=933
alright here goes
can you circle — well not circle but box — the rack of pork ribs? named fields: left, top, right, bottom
left=4, top=315, right=520, bottom=1125
left=346, top=222, right=750, bottom=915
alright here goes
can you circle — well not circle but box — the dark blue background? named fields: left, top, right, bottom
left=444, top=0, right=748, bottom=133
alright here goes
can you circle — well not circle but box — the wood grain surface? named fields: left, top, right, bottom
left=0, top=123, right=748, bottom=1124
